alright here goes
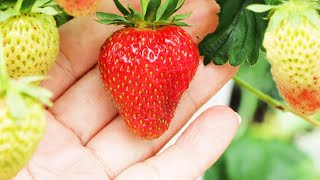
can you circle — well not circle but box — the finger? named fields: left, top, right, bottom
left=116, top=106, right=239, bottom=180
left=14, top=168, right=33, bottom=180
left=49, top=68, right=118, bottom=143
left=41, top=0, right=219, bottom=100
left=85, top=61, right=238, bottom=178
left=16, top=113, right=109, bottom=180
left=49, top=0, right=221, bottom=143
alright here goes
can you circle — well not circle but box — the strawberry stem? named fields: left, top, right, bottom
left=233, top=76, right=320, bottom=126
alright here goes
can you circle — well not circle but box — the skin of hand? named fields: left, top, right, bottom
left=14, top=0, right=240, bottom=179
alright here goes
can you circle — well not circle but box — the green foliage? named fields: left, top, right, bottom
left=204, top=136, right=318, bottom=180
left=20, top=0, right=37, bottom=13
left=0, top=0, right=16, bottom=10
left=236, top=51, right=280, bottom=100
left=96, top=0, right=190, bottom=28
left=53, top=6, right=72, bottom=27
left=0, top=0, right=60, bottom=22
left=234, top=51, right=281, bottom=136
left=199, top=0, right=268, bottom=66
left=145, top=0, right=161, bottom=22
left=0, top=0, right=71, bottom=27
left=265, top=0, right=281, bottom=5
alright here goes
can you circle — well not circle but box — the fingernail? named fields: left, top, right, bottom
left=236, top=113, right=242, bottom=124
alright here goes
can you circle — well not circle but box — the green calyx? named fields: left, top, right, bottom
left=96, top=0, right=191, bottom=29
left=0, top=28, right=52, bottom=121
left=0, top=0, right=59, bottom=22
left=247, top=0, right=320, bottom=32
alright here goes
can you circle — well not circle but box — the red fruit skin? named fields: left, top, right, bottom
left=56, top=0, right=99, bottom=17
left=99, top=26, right=199, bottom=140
left=277, top=83, right=320, bottom=115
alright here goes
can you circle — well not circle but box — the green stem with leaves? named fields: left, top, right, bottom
left=232, top=76, right=320, bottom=126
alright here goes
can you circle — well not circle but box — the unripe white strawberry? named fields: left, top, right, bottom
left=0, top=1, right=60, bottom=79
left=0, top=97, right=46, bottom=180
left=0, top=30, right=52, bottom=180
left=249, top=0, right=320, bottom=115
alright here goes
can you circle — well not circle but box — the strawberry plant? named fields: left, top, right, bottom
left=199, top=0, right=320, bottom=125
left=96, top=0, right=198, bottom=140
left=0, top=0, right=60, bottom=79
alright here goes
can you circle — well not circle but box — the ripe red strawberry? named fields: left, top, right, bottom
left=97, top=0, right=199, bottom=140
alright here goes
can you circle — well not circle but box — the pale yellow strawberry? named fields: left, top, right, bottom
left=0, top=28, right=52, bottom=179
left=250, top=0, right=320, bottom=115
left=0, top=13, right=59, bottom=79
left=0, top=97, right=46, bottom=180
left=265, top=18, right=320, bottom=114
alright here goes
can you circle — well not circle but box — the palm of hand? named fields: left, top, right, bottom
left=14, top=1, right=239, bottom=179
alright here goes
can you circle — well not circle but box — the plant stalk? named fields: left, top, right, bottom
left=232, top=76, right=320, bottom=126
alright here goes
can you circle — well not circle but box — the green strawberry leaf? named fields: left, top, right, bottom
left=128, top=5, right=144, bottom=21
left=141, top=0, right=148, bottom=16
left=173, top=21, right=189, bottom=26
left=6, top=89, right=26, bottom=120
left=32, top=6, right=59, bottom=15
left=18, top=85, right=53, bottom=107
left=145, top=0, right=161, bottom=22
left=157, top=0, right=178, bottom=21
left=171, top=12, right=191, bottom=21
left=247, top=4, right=278, bottom=13
left=20, top=0, right=37, bottom=13
left=96, top=12, right=128, bottom=22
left=265, top=0, right=281, bottom=4
left=199, top=0, right=268, bottom=66
left=14, top=79, right=53, bottom=107
left=173, top=0, right=185, bottom=14
left=0, top=8, right=19, bottom=22
left=156, top=0, right=171, bottom=21
left=114, top=0, right=130, bottom=16
left=0, top=0, right=16, bottom=10
left=33, top=0, right=54, bottom=7
left=53, top=5, right=73, bottom=27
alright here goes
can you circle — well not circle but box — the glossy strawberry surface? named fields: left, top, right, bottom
left=99, top=26, right=199, bottom=140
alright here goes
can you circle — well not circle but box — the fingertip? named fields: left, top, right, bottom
left=175, top=106, right=239, bottom=176
left=178, top=106, right=239, bottom=145
left=205, top=105, right=240, bottom=125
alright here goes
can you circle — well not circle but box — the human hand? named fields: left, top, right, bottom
left=14, top=0, right=240, bottom=179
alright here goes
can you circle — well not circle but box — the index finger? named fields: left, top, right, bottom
left=41, top=0, right=220, bottom=100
